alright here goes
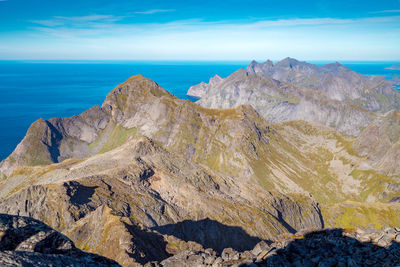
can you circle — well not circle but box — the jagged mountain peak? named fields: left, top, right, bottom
left=322, top=61, right=351, bottom=74
left=275, top=57, right=302, bottom=66
left=101, top=74, right=175, bottom=124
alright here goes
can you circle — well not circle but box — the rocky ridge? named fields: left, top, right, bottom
left=3, top=212, right=400, bottom=266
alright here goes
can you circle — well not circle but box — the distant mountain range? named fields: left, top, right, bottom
left=188, top=57, right=400, bottom=136
left=1, top=59, right=400, bottom=265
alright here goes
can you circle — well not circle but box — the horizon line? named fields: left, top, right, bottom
left=0, top=59, right=399, bottom=62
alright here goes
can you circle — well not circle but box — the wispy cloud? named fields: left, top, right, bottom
left=31, top=14, right=125, bottom=27
left=12, top=14, right=400, bottom=60
left=30, top=15, right=400, bottom=31
left=370, top=9, right=400, bottom=14
left=134, top=9, right=175, bottom=15
left=246, top=18, right=354, bottom=27
left=26, top=15, right=400, bottom=40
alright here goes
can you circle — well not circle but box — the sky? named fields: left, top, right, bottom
left=0, top=0, right=399, bottom=60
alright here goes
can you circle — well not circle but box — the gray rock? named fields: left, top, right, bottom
left=251, top=241, right=268, bottom=256
left=211, top=257, right=223, bottom=267
left=221, top=247, right=236, bottom=261
left=395, top=234, right=400, bottom=242
left=377, top=234, right=393, bottom=247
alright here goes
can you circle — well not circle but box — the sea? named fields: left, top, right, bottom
left=0, top=60, right=399, bottom=161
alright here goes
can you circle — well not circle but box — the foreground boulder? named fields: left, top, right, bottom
left=0, top=213, right=119, bottom=266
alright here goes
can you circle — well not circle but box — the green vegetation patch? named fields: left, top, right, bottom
left=323, top=201, right=400, bottom=230
left=89, top=125, right=138, bottom=154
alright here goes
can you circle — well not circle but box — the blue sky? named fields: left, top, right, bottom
left=0, top=0, right=399, bottom=60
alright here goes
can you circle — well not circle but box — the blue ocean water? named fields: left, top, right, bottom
left=0, top=60, right=399, bottom=161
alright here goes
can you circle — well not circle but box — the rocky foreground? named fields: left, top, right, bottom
left=161, top=227, right=400, bottom=267
left=3, top=212, right=400, bottom=266
left=0, top=214, right=118, bottom=266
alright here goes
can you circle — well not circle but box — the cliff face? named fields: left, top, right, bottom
left=1, top=74, right=400, bottom=265
left=190, top=58, right=400, bottom=136
left=187, top=74, right=223, bottom=98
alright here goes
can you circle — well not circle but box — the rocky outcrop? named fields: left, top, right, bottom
left=0, top=213, right=119, bottom=266
left=187, top=74, right=224, bottom=98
